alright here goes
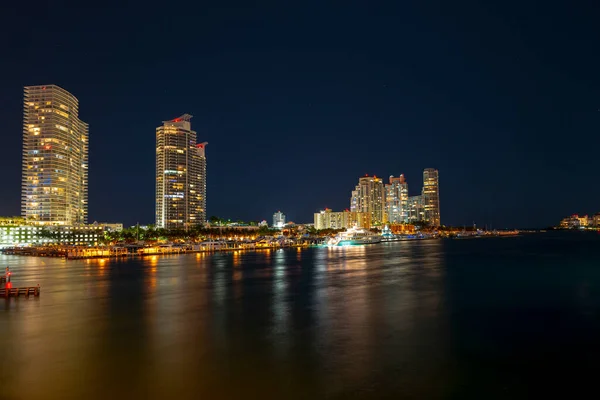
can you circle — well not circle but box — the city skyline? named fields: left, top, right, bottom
left=15, top=85, right=445, bottom=228
left=1, top=2, right=599, bottom=228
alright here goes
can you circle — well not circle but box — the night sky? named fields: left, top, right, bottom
left=1, top=1, right=599, bottom=228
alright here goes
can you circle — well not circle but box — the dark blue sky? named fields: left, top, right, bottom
left=1, top=0, right=599, bottom=228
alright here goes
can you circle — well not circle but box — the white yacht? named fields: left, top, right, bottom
left=327, top=226, right=382, bottom=246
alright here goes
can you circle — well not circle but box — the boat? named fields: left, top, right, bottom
left=326, top=226, right=382, bottom=246
left=380, top=225, right=399, bottom=242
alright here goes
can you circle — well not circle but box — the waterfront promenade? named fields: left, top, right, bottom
left=1, top=240, right=313, bottom=260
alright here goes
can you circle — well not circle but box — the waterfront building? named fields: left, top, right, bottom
left=22, top=85, right=89, bottom=226
left=559, top=214, right=587, bottom=229
left=350, top=175, right=385, bottom=227
left=407, top=195, right=424, bottom=223
left=155, top=114, right=207, bottom=230
left=314, top=209, right=344, bottom=230
left=559, top=217, right=570, bottom=228
left=422, top=168, right=440, bottom=226
left=594, top=213, right=600, bottom=227
left=314, top=209, right=369, bottom=230
left=0, top=221, right=102, bottom=248
left=389, top=223, right=416, bottom=234
left=0, top=217, right=27, bottom=226
left=91, top=222, right=123, bottom=232
left=386, top=175, right=409, bottom=224
left=578, top=215, right=590, bottom=227
left=273, top=211, right=286, bottom=228
left=399, top=175, right=409, bottom=223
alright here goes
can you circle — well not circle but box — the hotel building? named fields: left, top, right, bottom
left=156, top=114, right=207, bottom=229
left=350, top=175, right=385, bottom=227
left=22, top=85, right=89, bottom=225
left=422, top=168, right=440, bottom=226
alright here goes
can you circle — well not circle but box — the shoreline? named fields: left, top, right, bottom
left=1, top=243, right=312, bottom=260
left=0, top=232, right=524, bottom=260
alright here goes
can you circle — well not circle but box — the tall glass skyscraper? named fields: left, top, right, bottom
left=422, top=168, right=440, bottom=226
left=22, top=85, right=89, bottom=225
left=155, top=115, right=207, bottom=230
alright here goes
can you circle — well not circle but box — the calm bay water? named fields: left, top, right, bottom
left=1, top=232, right=600, bottom=399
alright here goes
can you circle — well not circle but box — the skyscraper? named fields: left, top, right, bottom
left=385, top=174, right=409, bottom=224
left=273, top=211, right=286, bottom=228
left=155, top=114, right=207, bottom=230
left=22, top=85, right=89, bottom=225
left=407, top=195, right=424, bottom=223
left=399, top=174, right=409, bottom=223
left=422, top=168, right=440, bottom=226
left=350, top=175, right=385, bottom=227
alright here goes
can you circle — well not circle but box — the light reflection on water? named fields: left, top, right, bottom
left=2, top=234, right=600, bottom=398
left=0, top=243, right=449, bottom=398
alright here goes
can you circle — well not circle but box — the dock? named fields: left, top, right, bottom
left=0, top=286, right=40, bottom=298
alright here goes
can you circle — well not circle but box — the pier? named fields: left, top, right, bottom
left=1, top=270, right=40, bottom=298
left=0, top=286, right=40, bottom=298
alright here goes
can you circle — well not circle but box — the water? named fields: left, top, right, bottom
left=0, top=232, right=599, bottom=399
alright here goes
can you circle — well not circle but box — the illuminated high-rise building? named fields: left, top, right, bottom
left=386, top=174, right=409, bottom=224
left=422, top=168, right=440, bottom=226
left=399, top=175, right=409, bottom=222
left=350, top=175, right=385, bottom=227
left=155, top=114, right=207, bottom=230
left=407, top=195, right=424, bottom=223
left=273, top=211, right=286, bottom=228
left=22, top=85, right=89, bottom=225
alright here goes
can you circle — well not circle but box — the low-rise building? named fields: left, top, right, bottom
left=0, top=217, right=105, bottom=248
left=559, top=214, right=589, bottom=229
left=389, top=224, right=416, bottom=234
left=314, top=209, right=369, bottom=229
left=92, top=222, right=124, bottom=232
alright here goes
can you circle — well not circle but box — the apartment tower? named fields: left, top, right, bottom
left=422, top=168, right=440, bottom=226
left=350, top=175, right=385, bottom=227
left=156, top=114, right=207, bottom=229
left=386, top=174, right=409, bottom=224
left=22, top=85, right=89, bottom=225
